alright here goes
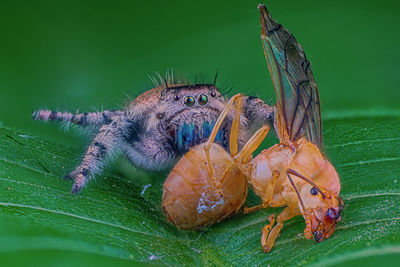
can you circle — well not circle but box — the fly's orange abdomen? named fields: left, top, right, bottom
left=162, top=143, right=247, bottom=230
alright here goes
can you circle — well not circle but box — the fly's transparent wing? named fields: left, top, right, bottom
left=258, top=4, right=322, bottom=148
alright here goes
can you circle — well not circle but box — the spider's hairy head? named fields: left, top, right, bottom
left=155, top=83, right=227, bottom=128
left=126, top=71, right=234, bottom=152
left=128, top=69, right=228, bottom=109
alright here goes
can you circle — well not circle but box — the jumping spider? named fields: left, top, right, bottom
left=33, top=76, right=274, bottom=193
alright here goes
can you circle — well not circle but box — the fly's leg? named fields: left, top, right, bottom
left=233, top=124, right=270, bottom=175
left=215, top=93, right=243, bottom=185
left=262, top=207, right=298, bottom=253
left=263, top=170, right=280, bottom=204
left=65, top=118, right=124, bottom=193
left=229, top=124, right=270, bottom=213
left=217, top=94, right=249, bottom=213
left=243, top=203, right=266, bottom=214
left=204, top=93, right=242, bottom=193
left=261, top=214, right=276, bottom=248
left=228, top=94, right=242, bottom=157
left=33, top=109, right=125, bottom=127
left=243, top=170, right=279, bottom=214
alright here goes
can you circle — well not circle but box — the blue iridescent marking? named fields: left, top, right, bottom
left=175, top=121, right=225, bottom=152
left=208, top=121, right=224, bottom=144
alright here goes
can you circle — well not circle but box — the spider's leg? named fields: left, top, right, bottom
left=33, top=109, right=125, bottom=127
left=65, top=117, right=125, bottom=193
left=242, top=96, right=274, bottom=127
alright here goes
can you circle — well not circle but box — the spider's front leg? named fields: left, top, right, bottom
left=65, top=117, right=125, bottom=193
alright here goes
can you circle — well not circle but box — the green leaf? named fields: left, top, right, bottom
left=0, top=115, right=399, bottom=266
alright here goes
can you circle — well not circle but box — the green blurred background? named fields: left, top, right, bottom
left=1, top=0, right=399, bottom=144
left=0, top=0, right=399, bottom=266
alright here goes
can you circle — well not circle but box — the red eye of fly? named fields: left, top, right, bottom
left=325, top=208, right=336, bottom=222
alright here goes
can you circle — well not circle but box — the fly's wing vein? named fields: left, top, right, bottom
left=259, top=5, right=322, bottom=149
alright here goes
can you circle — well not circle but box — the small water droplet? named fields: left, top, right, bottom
left=18, top=134, right=33, bottom=139
left=141, top=184, right=152, bottom=195
left=149, top=254, right=157, bottom=260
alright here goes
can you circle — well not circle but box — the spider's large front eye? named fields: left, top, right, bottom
left=184, top=96, right=195, bottom=107
left=198, top=94, right=208, bottom=105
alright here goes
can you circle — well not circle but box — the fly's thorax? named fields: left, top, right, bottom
left=289, top=138, right=341, bottom=196
left=250, top=143, right=294, bottom=198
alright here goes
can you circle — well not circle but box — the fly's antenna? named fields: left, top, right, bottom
left=287, top=169, right=326, bottom=199
left=213, top=69, right=219, bottom=85
left=286, top=171, right=306, bottom=214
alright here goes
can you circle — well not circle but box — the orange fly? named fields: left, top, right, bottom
left=234, top=4, right=343, bottom=252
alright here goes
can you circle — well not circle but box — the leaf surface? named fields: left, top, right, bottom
left=0, top=115, right=399, bottom=266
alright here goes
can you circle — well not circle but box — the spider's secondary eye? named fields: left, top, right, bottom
left=310, top=187, right=318, bottom=195
left=173, top=95, right=180, bottom=101
left=210, top=91, right=216, bottom=97
left=198, top=94, right=208, bottom=105
left=184, top=96, right=195, bottom=107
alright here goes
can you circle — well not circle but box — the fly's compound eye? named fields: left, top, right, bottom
left=173, top=95, right=180, bottom=101
left=210, top=91, right=216, bottom=97
left=184, top=95, right=195, bottom=107
left=310, top=187, right=318, bottom=196
left=325, top=208, right=337, bottom=222
left=198, top=94, right=208, bottom=105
